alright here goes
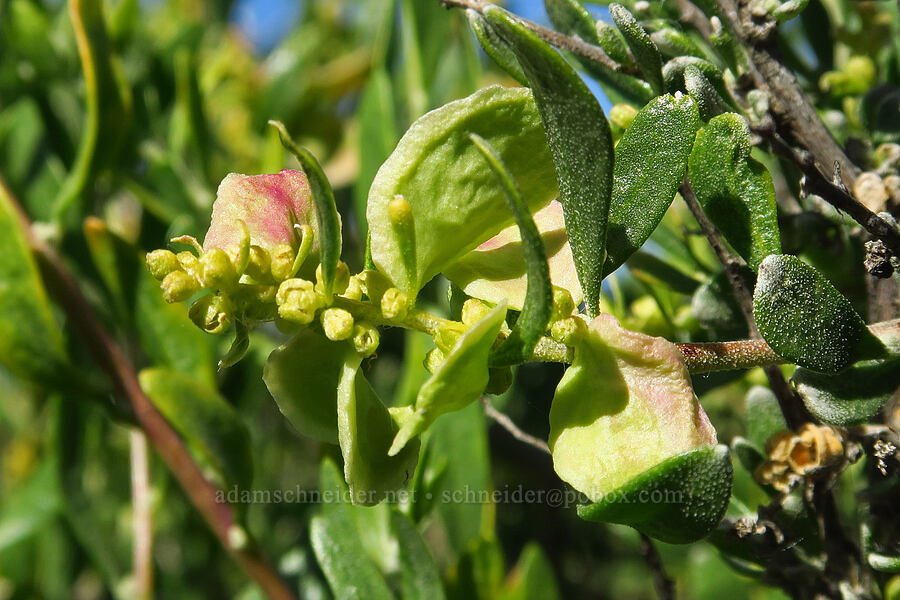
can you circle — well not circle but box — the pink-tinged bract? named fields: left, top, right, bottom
left=203, top=170, right=317, bottom=252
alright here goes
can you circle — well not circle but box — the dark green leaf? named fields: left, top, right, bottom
left=469, top=133, right=552, bottom=365
left=663, top=56, right=730, bottom=103
left=683, top=64, right=729, bottom=121
left=745, top=385, right=787, bottom=451
left=609, top=3, right=665, bottom=95
left=543, top=0, right=597, bottom=43
left=310, top=514, right=394, bottom=600
left=578, top=445, right=733, bottom=543
left=604, top=93, right=700, bottom=276
left=139, top=368, right=253, bottom=491
left=467, top=10, right=528, bottom=86
left=392, top=511, right=447, bottom=600
left=753, top=254, right=885, bottom=372
left=269, top=120, right=342, bottom=299
left=689, top=113, right=781, bottom=270
left=262, top=328, right=347, bottom=444
left=484, top=5, right=613, bottom=317
left=793, top=356, right=900, bottom=425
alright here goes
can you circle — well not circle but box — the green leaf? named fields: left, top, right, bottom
left=483, top=6, right=613, bottom=317
left=310, top=509, right=394, bottom=599
left=744, top=385, right=787, bottom=451
left=609, top=4, right=665, bottom=95
left=543, top=0, right=597, bottom=43
left=0, top=182, right=69, bottom=386
left=793, top=356, right=900, bottom=425
left=467, top=10, right=528, bottom=86
left=663, top=56, right=730, bottom=104
left=368, top=85, right=557, bottom=298
left=392, top=511, right=447, bottom=600
left=604, top=93, right=701, bottom=276
left=269, top=120, right=342, bottom=298
left=389, top=301, right=507, bottom=456
left=337, top=352, right=420, bottom=505
left=469, top=133, right=552, bottom=365
left=626, top=251, right=701, bottom=296
left=443, top=201, right=582, bottom=311
left=139, top=368, right=253, bottom=491
left=502, top=543, right=561, bottom=600
left=683, top=64, right=730, bottom=121
left=549, top=314, right=718, bottom=503
left=577, top=445, right=732, bottom=543
left=753, top=254, right=884, bottom=373
left=54, top=0, right=131, bottom=225
left=691, top=271, right=750, bottom=339
left=689, top=113, right=781, bottom=270
left=262, top=328, right=346, bottom=444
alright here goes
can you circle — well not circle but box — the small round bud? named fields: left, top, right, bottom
left=550, top=316, right=587, bottom=345
left=551, top=286, right=575, bottom=321
left=461, top=298, right=493, bottom=326
left=342, top=275, right=363, bottom=301
left=276, top=278, right=320, bottom=324
left=424, top=347, right=445, bottom=373
left=176, top=251, right=200, bottom=277
left=486, top=367, right=513, bottom=395
left=380, top=288, right=408, bottom=320
left=320, top=308, right=355, bottom=341
left=199, top=248, right=237, bottom=290
left=609, top=103, right=638, bottom=130
left=244, top=245, right=271, bottom=281
left=270, top=244, right=296, bottom=282
left=352, top=323, right=380, bottom=357
left=316, top=261, right=351, bottom=295
left=388, top=195, right=414, bottom=226
left=161, top=270, right=198, bottom=303
left=146, top=249, right=181, bottom=280
left=189, top=293, right=233, bottom=334
left=434, top=322, right=466, bottom=353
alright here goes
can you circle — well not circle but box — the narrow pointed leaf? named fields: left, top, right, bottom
left=469, top=133, right=551, bottom=365
left=368, top=85, right=557, bottom=297
left=392, top=511, right=447, bottom=600
left=503, top=543, right=562, bottom=600
left=484, top=6, right=613, bottom=317
left=604, top=93, right=701, bottom=275
left=683, top=64, right=729, bottom=121
left=263, top=328, right=347, bottom=444
left=467, top=10, right=528, bottom=86
left=544, top=0, right=598, bottom=43
left=0, top=181, right=69, bottom=386
left=139, top=368, right=253, bottom=491
left=753, top=254, right=885, bottom=373
left=337, top=352, right=420, bottom=505
left=269, top=120, right=342, bottom=298
left=310, top=514, right=394, bottom=600
left=689, top=113, right=781, bottom=270
left=609, top=3, right=665, bottom=94
left=390, top=301, right=507, bottom=455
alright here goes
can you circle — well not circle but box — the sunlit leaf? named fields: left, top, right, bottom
left=609, top=3, right=665, bottom=95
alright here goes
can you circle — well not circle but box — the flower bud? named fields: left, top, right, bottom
left=352, top=323, right=380, bottom=357
left=461, top=298, right=493, bottom=327
left=551, top=286, right=575, bottom=321
left=380, top=288, right=408, bottom=320
left=146, top=249, right=181, bottom=280
left=609, top=103, right=638, bottom=130
left=199, top=248, right=237, bottom=290
left=342, top=275, right=363, bottom=301
left=244, top=245, right=271, bottom=281
left=316, top=261, right=350, bottom=296
left=276, top=278, right=320, bottom=324
left=189, top=293, right=233, bottom=334
left=320, top=308, right=355, bottom=341
left=434, top=322, right=466, bottom=354
left=269, top=244, right=296, bottom=282
left=550, top=316, right=587, bottom=345
left=161, top=270, right=198, bottom=303
left=176, top=251, right=200, bottom=277
left=357, top=270, right=392, bottom=302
